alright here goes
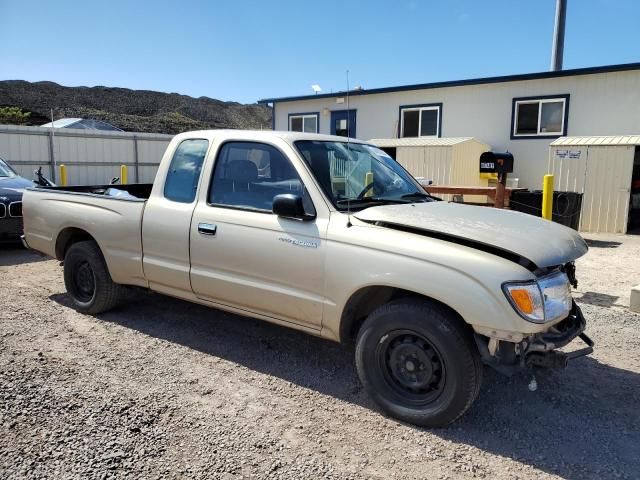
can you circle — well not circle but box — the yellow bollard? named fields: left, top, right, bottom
left=542, top=174, right=554, bottom=220
left=120, top=165, right=128, bottom=185
left=59, top=164, right=68, bottom=186
left=364, top=171, right=373, bottom=197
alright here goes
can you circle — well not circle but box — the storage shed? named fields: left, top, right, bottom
left=548, top=136, right=640, bottom=234
left=368, top=137, right=491, bottom=202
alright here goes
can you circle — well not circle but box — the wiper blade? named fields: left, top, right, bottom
left=400, top=191, right=439, bottom=201
left=335, top=197, right=410, bottom=205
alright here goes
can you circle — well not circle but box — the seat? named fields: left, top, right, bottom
left=218, top=160, right=267, bottom=209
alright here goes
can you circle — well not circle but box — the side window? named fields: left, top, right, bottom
left=289, top=113, right=319, bottom=133
left=164, top=139, right=209, bottom=203
left=511, top=95, right=569, bottom=138
left=209, top=141, right=314, bottom=214
left=400, top=104, right=441, bottom=138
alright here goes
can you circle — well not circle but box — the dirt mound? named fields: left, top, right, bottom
left=0, top=80, right=272, bottom=134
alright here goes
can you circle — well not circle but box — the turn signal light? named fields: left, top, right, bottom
left=509, top=288, right=535, bottom=314
left=503, top=281, right=545, bottom=322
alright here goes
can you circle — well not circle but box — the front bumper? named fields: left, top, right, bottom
left=524, top=302, right=594, bottom=368
left=475, top=301, right=593, bottom=375
left=0, top=217, right=24, bottom=243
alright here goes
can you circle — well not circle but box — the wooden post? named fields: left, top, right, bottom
left=494, top=172, right=507, bottom=208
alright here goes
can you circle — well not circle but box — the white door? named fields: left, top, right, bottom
left=581, top=146, right=634, bottom=233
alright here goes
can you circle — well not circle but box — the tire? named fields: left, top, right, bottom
left=63, top=240, right=127, bottom=314
left=355, top=298, right=482, bottom=428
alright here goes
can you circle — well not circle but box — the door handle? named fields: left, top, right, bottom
left=198, top=223, right=217, bottom=235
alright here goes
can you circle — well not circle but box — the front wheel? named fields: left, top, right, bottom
left=63, top=240, right=127, bottom=314
left=355, top=298, right=482, bottom=427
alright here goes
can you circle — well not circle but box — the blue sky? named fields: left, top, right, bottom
left=1, top=0, right=639, bottom=104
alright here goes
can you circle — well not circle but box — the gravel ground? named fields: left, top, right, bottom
left=1, top=233, right=639, bottom=479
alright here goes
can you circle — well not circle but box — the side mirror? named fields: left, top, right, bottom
left=272, top=194, right=314, bottom=221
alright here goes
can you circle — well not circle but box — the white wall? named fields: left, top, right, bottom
left=0, top=125, right=172, bottom=185
left=274, top=70, right=640, bottom=189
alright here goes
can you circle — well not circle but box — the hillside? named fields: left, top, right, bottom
left=0, top=80, right=272, bottom=134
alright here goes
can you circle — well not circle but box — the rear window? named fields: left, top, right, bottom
left=164, top=139, right=209, bottom=203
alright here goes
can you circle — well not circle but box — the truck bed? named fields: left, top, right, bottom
left=22, top=184, right=150, bottom=287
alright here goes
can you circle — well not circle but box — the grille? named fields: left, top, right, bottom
left=0, top=203, right=5, bottom=218
left=9, top=201, right=22, bottom=217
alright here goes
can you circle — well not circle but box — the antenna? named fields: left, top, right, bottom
left=311, top=84, right=322, bottom=94
left=345, top=69, right=352, bottom=228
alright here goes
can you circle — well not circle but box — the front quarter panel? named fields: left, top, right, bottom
left=322, top=214, right=545, bottom=342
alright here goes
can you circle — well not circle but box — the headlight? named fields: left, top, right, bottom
left=503, top=271, right=572, bottom=323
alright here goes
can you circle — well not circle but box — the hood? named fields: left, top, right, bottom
left=0, top=175, right=35, bottom=199
left=354, top=202, right=588, bottom=269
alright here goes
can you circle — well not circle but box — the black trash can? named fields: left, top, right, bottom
left=510, top=190, right=583, bottom=230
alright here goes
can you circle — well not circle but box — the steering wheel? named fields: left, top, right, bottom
left=356, top=182, right=375, bottom=199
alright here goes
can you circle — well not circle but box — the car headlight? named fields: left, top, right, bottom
left=503, top=271, right=572, bottom=323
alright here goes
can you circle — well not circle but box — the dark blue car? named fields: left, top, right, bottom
left=0, top=157, right=34, bottom=243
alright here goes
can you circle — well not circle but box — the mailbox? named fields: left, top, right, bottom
left=480, top=151, right=514, bottom=174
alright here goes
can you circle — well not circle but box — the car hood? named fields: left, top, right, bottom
left=354, top=201, right=588, bottom=269
left=0, top=175, right=34, bottom=197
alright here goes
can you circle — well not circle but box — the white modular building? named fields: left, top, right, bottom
left=260, top=63, right=640, bottom=201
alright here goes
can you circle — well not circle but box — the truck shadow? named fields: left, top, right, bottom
left=0, top=245, right=49, bottom=266
left=50, top=290, right=640, bottom=479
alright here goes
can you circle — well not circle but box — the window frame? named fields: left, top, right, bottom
left=206, top=140, right=316, bottom=216
left=511, top=94, right=570, bottom=139
left=288, top=112, right=320, bottom=134
left=398, top=103, right=443, bottom=138
left=163, top=138, right=210, bottom=204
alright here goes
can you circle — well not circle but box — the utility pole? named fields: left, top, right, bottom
left=550, top=0, right=567, bottom=71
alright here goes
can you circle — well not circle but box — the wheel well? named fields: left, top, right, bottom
left=339, top=287, right=469, bottom=344
left=55, top=227, right=95, bottom=260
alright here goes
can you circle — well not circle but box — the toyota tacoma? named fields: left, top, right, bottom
left=22, top=130, right=593, bottom=427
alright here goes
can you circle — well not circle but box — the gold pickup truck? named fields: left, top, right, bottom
left=22, top=130, right=593, bottom=427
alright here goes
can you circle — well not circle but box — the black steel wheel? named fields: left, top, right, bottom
left=71, top=260, right=96, bottom=303
left=355, top=298, right=482, bottom=427
left=378, top=330, right=446, bottom=406
left=63, top=240, right=127, bottom=314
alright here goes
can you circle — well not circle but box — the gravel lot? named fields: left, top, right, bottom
left=1, top=234, right=639, bottom=479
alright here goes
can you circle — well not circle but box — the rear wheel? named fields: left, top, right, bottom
left=355, top=298, right=482, bottom=427
left=63, top=240, right=127, bottom=314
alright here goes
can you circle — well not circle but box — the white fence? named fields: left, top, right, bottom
left=0, top=124, right=173, bottom=185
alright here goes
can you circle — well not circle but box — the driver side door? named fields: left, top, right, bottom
left=189, top=140, right=328, bottom=330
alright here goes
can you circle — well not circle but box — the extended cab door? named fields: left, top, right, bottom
left=142, top=137, right=210, bottom=296
left=189, top=139, right=329, bottom=330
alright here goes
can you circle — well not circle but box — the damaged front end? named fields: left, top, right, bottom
left=475, top=301, right=594, bottom=376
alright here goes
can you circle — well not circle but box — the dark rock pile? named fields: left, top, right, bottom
left=0, top=80, right=272, bottom=134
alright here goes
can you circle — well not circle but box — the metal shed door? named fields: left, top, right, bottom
left=581, top=146, right=635, bottom=233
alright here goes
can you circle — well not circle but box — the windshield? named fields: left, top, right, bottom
left=294, top=140, right=433, bottom=210
left=0, top=158, right=17, bottom=178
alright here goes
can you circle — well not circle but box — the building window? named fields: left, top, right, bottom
left=399, top=104, right=442, bottom=138
left=512, top=95, right=569, bottom=138
left=289, top=113, right=319, bottom=133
